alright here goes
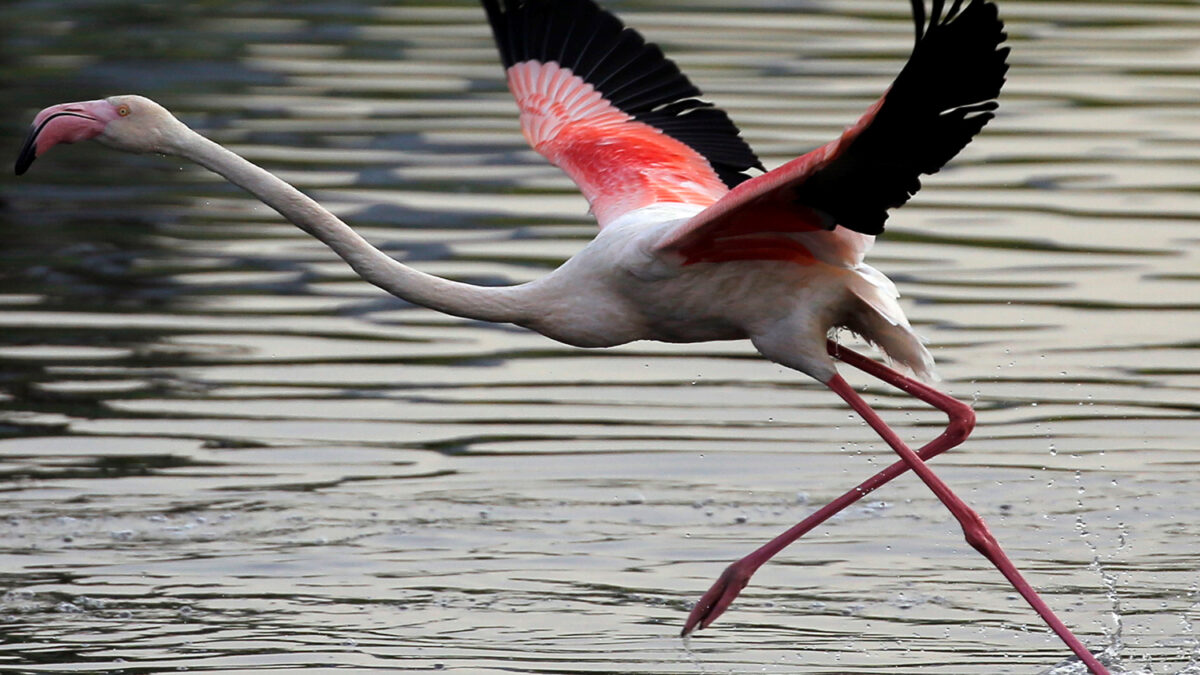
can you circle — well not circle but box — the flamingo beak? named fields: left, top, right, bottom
left=14, top=99, right=119, bottom=175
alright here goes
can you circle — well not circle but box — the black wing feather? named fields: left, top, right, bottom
left=792, top=0, right=1010, bottom=234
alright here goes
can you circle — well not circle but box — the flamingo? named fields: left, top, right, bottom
left=14, top=0, right=1110, bottom=671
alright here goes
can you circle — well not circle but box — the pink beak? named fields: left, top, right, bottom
left=15, top=99, right=120, bottom=175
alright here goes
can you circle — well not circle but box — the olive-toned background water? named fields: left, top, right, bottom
left=1, top=1, right=1197, bottom=673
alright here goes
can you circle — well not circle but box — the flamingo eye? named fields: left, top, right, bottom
left=117, top=105, right=130, bottom=117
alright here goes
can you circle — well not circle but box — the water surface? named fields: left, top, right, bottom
left=2, top=1, right=1199, bottom=673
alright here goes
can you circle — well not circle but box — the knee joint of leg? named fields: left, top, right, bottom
left=959, top=509, right=996, bottom=554
left=945, top=402, right=976, bottom=445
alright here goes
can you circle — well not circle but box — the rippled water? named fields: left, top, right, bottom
left=2, top=1, right=1198, bottom=673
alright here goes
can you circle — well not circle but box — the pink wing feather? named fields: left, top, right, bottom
left=505, top=61, right=730, bottom=226
left=482, top=0, right=763, bottom=228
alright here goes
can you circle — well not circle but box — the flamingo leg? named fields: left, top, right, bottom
left=683, top=343, right=1109, bottom=675
left=682, top=343, right=972, bottom=635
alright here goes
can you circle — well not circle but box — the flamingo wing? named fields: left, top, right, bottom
left=656, top=0, right=1009, bottom=265
left=481, top=0, right=763, bottom=228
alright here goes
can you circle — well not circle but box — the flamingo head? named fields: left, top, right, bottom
left=15, top=95, right=185, bottom=175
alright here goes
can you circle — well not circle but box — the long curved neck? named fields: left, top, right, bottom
left=169, top=128, right=533, bottom=325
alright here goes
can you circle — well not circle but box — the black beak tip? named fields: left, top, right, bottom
left=15, top=129, right=38, bottom=176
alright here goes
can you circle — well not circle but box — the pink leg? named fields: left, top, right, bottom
left=683, top=343, right=971, bottom=634
left=684, top=343, right=1109, bottom=674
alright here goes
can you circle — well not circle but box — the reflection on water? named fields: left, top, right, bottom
left=2, top=1, right=1199, bottom=673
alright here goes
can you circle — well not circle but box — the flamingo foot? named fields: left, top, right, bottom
left=681, top=560, right=756, bottom=635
